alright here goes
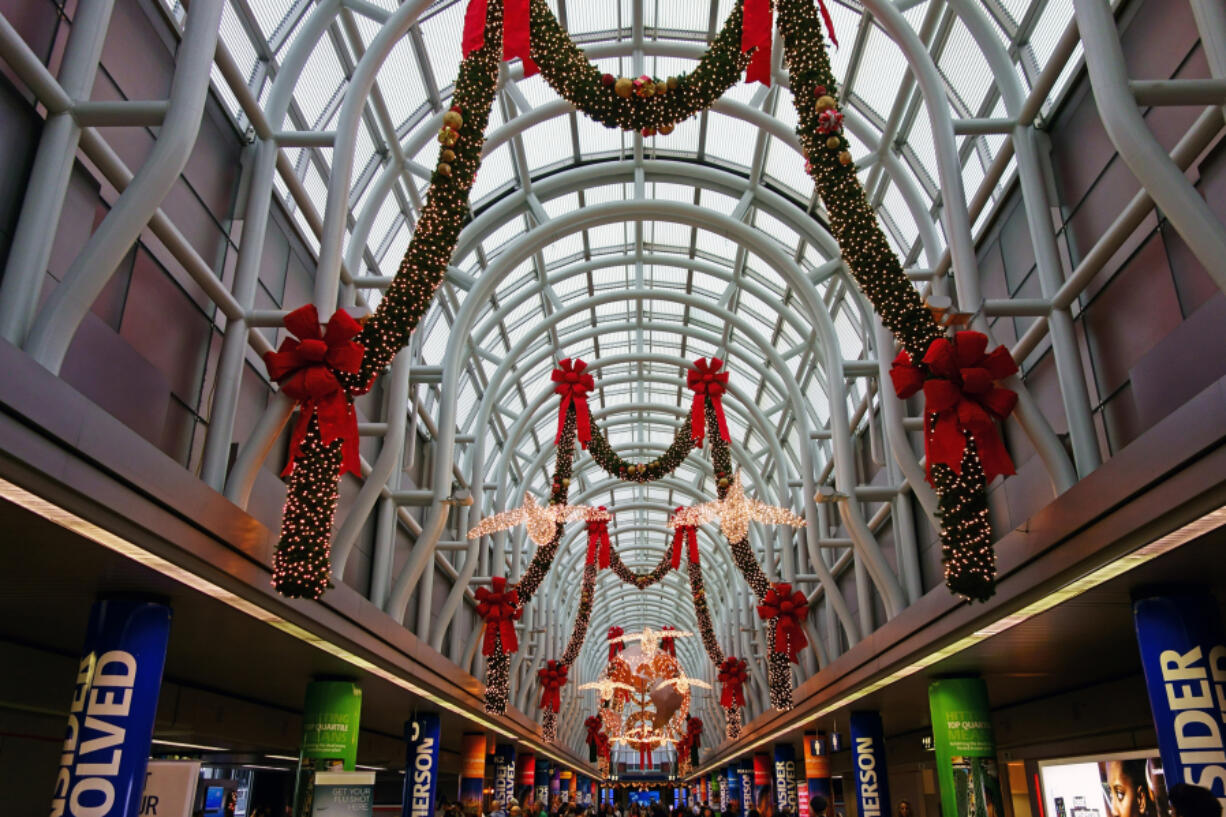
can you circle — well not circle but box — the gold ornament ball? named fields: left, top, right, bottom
left=655, top=81, right=668, bottom=96
left=718, top=477, right=729, bottom=487
left=441, top=149, right=456, bottom=163
left=667, top=76, right=680, bottom=90
left=438, top=162, right=452, bottom=176
left=614, top=78, right=634, bottom=98
left=438, top=127, right=459, bottom=146
left=815, top=94, right=837, bottom=113
left=838, top=150, right=853, bottom=166
left=826, top=136, right=841, bottom=149
left=562, top=477, right=570, bottom=486
left=659, top=123, right=675, bottom=135
left=637, top=83, right=655, bottom=99
left=443, top=110, right=463, bottom=130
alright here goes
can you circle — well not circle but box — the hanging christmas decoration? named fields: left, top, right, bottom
left=475, top=576, right=521, bottom=656
left=466, top=492, right=602, bottom=546
left=552, top=358, right=595, bottom=448
left=585, top=715, right=605, bottom=762
left=538, top=660, right=568, bottom=713
left=607, top=626, right=626, bottom=661
left=659, top=625, right=678, bottom=657
left=586, top=507, right=612, bottom=569
left=687, top=357, right=732, bottom=444
left=671, top=470, right=806, bottom=544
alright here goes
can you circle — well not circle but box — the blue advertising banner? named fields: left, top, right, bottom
left=402, top=714, right=441, bottom=817
left=726, top=765, right=742, bottom=813
left=850, top=712, right=892, bottom=817
left=774, top=744, right=799, bottom=813
left=535, top=758, right=551, bottom=806
left=1134, top=589, right=1226, bottom=803
left=738, top=762, right=754, bottom=814
left=493, top=744, right=516, bottom=806
left=50, top=599, right=172, bottom=817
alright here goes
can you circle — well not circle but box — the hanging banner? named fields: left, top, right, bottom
left=1133, top=588, right=1226, bottom=803
left=402, top=713, right=441, bottom=817
left=551, top=767, right=561, bottom=798
left=753, top=752, right=773, bottom=813
left=928, top=678, right=1003, bottom=817
left=459, top=733, right=487, bottom=814
left=798, top=780, right=810, bottom=817
left=566, top=770, right=577, bottom=802
left=50, top=598, right=172, bottom=817
left=850, top=712, right=892, bottom=817
left=535, top=757, right=551, bottom=806
left=140, top=760, right=200, bottom=817
left=303, top=681, right=363, bottom=771
left=493, top=744, right=516, bottom=806
left=726, top=765, right=742, bottom=813
left=716, top=771, right=728, bottom=811
left=803, top=731, right=833, bottom=817
left=738, top=761, right=754, bottom=814
left=774, top=744, right=799, bottom=813
left=700, top=775, right=708, bottom=805
left=517, top=752, right=536, bottom=805
left=313, top=771, right=374, bottom=817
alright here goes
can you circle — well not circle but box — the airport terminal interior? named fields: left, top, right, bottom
left=2, top=0, right=1226, bottom=814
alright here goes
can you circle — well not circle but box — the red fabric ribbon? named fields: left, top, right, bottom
left=718, top=657, right=749, bottom=708
left=595, top=732, right=611, bottom=759
left=637, top=742, right=652, bottom=770
left=756, top=582, right=809, bottom=663
left=607, top=626, right=625, bottom=661
left=552, top=358, right=594, bottom=448
left=687, top=358, right=732, bottom=445
left=586, top=509, right=611, bottom=569
left=264, top=304, right=365, bottom=477
left=889, top=331, right=1019, bottom=485
left=685, top=717, right=703, bottom=751
left=660, top=625, right=678, bottom=657
left=817, top=0, right=839, bottom=48
left=670, top=520, right=700, bottom=570
left=584, top=715, right=603, bottom=746
left=537, top=660, right=567, bottom=712
left=741, top=0, right=772, bottom=86
left=462, top=0, right=538, bottom=76
left=474, top=576, right=521, bottom=656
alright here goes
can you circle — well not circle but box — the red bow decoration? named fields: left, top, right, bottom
left=684, top=716, right=703, bottom=762
left=756, top=582, right=809, bottom=663
left=717, top=657, right=749, bottom=708
left=462, top=0, right=537, bottom=76
left=687, top=358, right=732, bottom=445
left=552, top=358, right=595, bottom=449
left=584, top=715, right=603, bottom=746
left=595, top=732, right=611, bottom=759
left=474, top=576, right=521, bottom=656
left=670, top=518, right=700, bottom=570
left=264, top=305, right=365, bottom=477
left=586, top=510, right=611, bottom=569
left=742, top=0, right=837, bottom=86
left=889, top=331, right=1019, bottom=485
left=660, top=625, right=678, bottom=657
left=607, top=626, right=626, bottom=661
left=537, top=660, right=567, bottom=712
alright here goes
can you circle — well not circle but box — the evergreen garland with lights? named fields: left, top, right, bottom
left=777, top=0, right=998, bottom=601
left=271, top=418, right=343, bottom=598
left=587, top=416, right=695, bottom=483
left=528, top=0, right=751, bottom=134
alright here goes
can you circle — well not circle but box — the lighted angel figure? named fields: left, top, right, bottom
left=609, top=625, right=695, bottom=661
left=579, top=673, right=636, bottom=702
left=670, top=469, right=805, bottom=543
left=655, top=667, right=712, bottom=696
left=467, top=493, right=610, bottom=545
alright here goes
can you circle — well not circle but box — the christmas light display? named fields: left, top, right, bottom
left=587, top=418, right=696, bottom=483
left=670, top=470, right=806, bottom=544
left=466, top=493, right=606, bottom=545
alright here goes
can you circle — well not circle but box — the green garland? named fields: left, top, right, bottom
left=528, top=0, right=751, bottom=133
left=587, top=415, right=695, bottom=482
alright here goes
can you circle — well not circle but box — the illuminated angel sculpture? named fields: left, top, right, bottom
left=670, top=469, right=806, bottom=542
left=467, top=493, right=610, bottom=545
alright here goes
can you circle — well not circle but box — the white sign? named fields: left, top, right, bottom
left=140, top=760, right=200, bottom=817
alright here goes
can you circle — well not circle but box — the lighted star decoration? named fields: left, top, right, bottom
left=655, top=667, right=712, bottom=696
left=615, top=725, right=674, bottom=748
left=609, top=626, right=695, bottom=662
left=670, top=470, right=806, bottom=543
left=467, top=494, right=610, bottom=545
left=579, top=672, right=636, bottom=702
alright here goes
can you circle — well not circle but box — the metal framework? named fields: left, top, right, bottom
left=2, top=0, right=1225, bottom=759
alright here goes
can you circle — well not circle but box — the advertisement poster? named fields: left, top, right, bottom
left=804, top=731, right=833, bottom=817
left=140, top=760, right=200, bottom=817
left=739, top=762, right=755, bottom=814
left=928, top=678, right=1004, bottom=817
left=459, top=733, right=487, bottom=814
left=1133, top=589, right=1226, bottom=801
left=775, top=744, right=799, bottom=813
left=535, top=758, right=551, bottom=806
left=718, top=772, right=729, bottom=811
left=517, top=752, right=536, bottom=805
left=799, top=782, right=810, bottom=817
left=50, top=599, right=172, bottom=817
left=850, top=712, right=892, bottom=817
left=754, top=753, right=774, bottom=814
left=1039, top=752, right=1171, bottom=817
left=727, top=765, right=743, bottom=814
left=313, top=771, right=375, bottom=817
left=493, top=744, right=516, bottom=805
left=303, top=681, right=363, bottom=771
left=402, top=714, right=441, bottom=817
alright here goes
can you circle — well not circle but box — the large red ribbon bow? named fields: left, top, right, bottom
left=670, top=515, right=700, bottom=570
left=685, top=716, right=703, bottom=761
left=889, top=331, right=1019, bottom=485
left=474, top=576, right=521, bottom=656
left=586, top=509, right=611, bottom=569
left=462, top=0, right=538, bottom=76
left=537, top=660, right=567, bottom=712
left=756, top=582, right=809, bottom=663
left=607, top=626, right=625, bottom=661
left=552, top=358, right=595, bottom=448
left=264, top=304, right=365, bottom=477
left=741, top=0, right=838, bottom=86
left=717, top=657, right=749, bottom=707
left=687, top=357, right=732, bottom=445
left=584, top=715, right=603, bottom=745
left=660, top=625, right=678, bottom=657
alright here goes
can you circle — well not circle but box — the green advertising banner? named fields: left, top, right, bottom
left=927, top=678, right=1003, bottom=817
left=303, top=681, right=363, bottom=771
